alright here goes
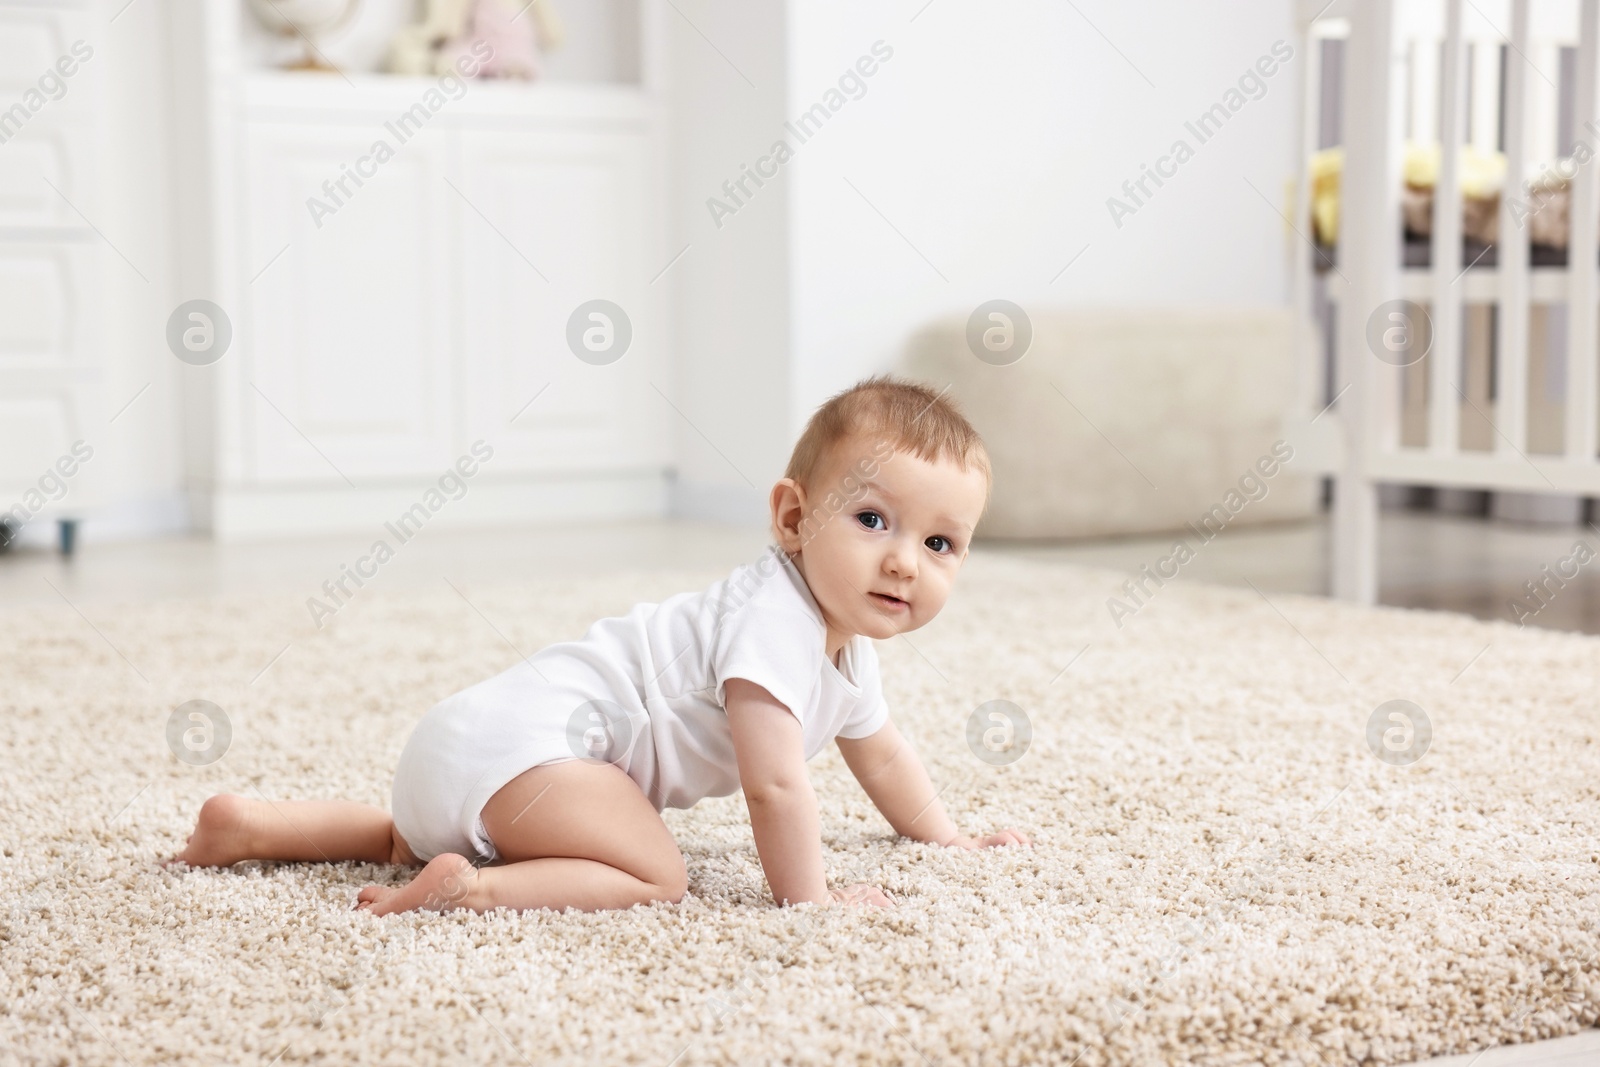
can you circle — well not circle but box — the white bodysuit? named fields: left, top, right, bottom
left=390, top=543, right=891, bottom=863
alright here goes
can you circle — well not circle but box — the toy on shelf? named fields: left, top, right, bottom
left=245, top=0, right=364, bottom=72
left=388, top=0, right=564, bottom=80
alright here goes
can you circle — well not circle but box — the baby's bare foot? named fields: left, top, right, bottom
left=356, top=853, right=481, bottom=917
left=164, top=794, right=256, bottom=868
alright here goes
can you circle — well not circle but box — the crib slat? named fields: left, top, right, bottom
left=1410, top=34, right=1438, bottom=141
left=1529, top=42, right=1562, bottom=165
left=1293, top=18, right=1325, bottom=419
left=1332, top=0, right=1396, bottom=605
left=1470, top=36, right=1501, bottom=151
left=1430, top=0, right=1465, bottom=455
left=1495, top=0, right=1531, bottom=456
left=1567, top=0, right=1600, bottom=462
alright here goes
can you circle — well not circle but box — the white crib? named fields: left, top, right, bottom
left=1292, top=0, right=1600, bottom=603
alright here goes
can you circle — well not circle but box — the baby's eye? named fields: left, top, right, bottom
left=926, top=535, right=953, bottom=554
left=856, top=510, right=886, bottom=531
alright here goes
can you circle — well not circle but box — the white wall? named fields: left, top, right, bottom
left=786, top=0, right=1299, bottom=433
left=664, top=0, right=795, bottom=526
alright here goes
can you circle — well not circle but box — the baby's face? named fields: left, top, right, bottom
left=779, top=435, right=988, bottom=648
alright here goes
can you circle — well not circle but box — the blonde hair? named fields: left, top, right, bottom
left=776, top=374, right=992, bottom=542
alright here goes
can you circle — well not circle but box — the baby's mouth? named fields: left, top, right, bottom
left=869, top=592, right=910, bottom=612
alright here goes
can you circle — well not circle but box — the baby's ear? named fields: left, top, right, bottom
left=769, top=478, right=809, bottom=553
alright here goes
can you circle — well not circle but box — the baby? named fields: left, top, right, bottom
left=168, top=374, right=1030, bottom=913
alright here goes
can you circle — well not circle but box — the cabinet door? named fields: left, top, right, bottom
left=0, top=5, right=95, bottom=115
left=0, top=2, right=101, bottom=228
left=457, top=126, right=667, bottom=474
left=0, top=239, right=101, bottom=514
left=242, top=120, right=454, bottom=484
left=0, top=240, right=96, bottom=369
left=0, top=115, right=99, bottom=228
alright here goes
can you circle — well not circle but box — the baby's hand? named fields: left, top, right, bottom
left=946, top=829, right=1032, bottom=850
left=828, top=883, right=895, bottom=908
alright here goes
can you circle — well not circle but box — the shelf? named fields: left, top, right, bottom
left=239, top=70, right=658, bottom=127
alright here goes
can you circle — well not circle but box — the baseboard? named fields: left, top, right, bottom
left=2, top=473, right=774, bottom=548
left=196, top=471, right=676, bottom=542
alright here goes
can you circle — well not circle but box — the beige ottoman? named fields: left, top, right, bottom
left=899, top=307, right=1317, bottom=540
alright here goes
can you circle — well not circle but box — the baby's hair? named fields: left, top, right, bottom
left=779, top=373, right=992, bottom=535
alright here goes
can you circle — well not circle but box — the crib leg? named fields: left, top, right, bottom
left=1332, top=475, right=1378, bottom=604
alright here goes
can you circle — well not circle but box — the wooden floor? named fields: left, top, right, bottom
left=0, top=508, right=1595, bottom=1063
left=980, top=510, right=1600, bottom=636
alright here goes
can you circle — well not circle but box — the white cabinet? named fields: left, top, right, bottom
left=226, top=100, right=667, bottom=496
left=171, top=0, right=673, bottom=537
left=0, top=1, right=104, bottom=550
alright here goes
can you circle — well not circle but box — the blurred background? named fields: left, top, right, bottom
left=3, top=0, right=1599, bottom=636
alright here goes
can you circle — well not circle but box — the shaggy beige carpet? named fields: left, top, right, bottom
left=2, top=551, right=1598, bottom=1066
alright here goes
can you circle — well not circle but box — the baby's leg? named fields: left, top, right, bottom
left=167, top=794, right=418, bottom=868
left=356, top=759, right=685, bottom=915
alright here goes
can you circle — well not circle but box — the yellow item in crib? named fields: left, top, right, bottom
left=1309, top=146, right=1342, bottom=244
left=1308, top=141, right=1507, bottom=245
left=1401, top=141, right=1506, bottom=198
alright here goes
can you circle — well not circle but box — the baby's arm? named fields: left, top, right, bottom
left=725, top=678, right=892, bottom=907
left=836, top=718, right=1031, bottom=850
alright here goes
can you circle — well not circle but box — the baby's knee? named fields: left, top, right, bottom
left=651, top=856, right=688, bottom=904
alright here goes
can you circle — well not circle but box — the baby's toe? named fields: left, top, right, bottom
left=355, top=885, right=388, bottom=907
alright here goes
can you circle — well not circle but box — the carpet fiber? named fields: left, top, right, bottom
left=2, top=552, right=1598, bottom=1065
